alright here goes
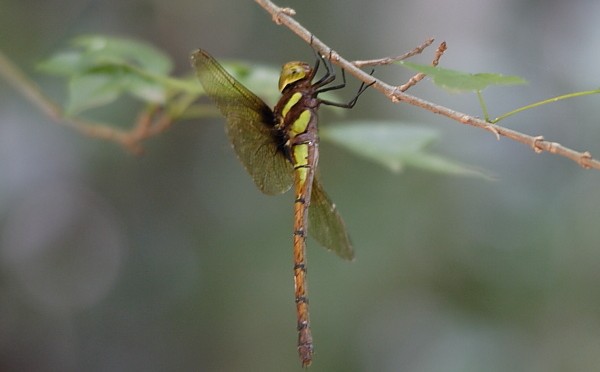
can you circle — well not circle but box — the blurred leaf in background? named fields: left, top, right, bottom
left=38, top=35, right=174, bottom=114
left=322, top=122, right=490, bottom=178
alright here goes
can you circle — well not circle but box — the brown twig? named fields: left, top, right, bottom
left=398, top=41, right=447, bottom=92
left=0, top=49, right=174, bottom=155
left=254, top=0, right=600, bottom=171
left=352, top=38, right=435, bottom=68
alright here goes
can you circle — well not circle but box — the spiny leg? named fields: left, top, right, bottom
left=319, top=69, right=376, bottom=108
left=312, top=48, right=336, bottom=88
left=308, top=36, right=374, bottom=98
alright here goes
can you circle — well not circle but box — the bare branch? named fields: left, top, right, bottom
left=0, top=49, right=173, bottom=154
left=255, top=0, right=600, bottom=171
left=399, top=41, right=447, bottom=92
left=353, top=38, right=435, bottom=68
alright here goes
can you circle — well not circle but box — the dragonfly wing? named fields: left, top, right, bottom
left=192, top=49, right=293, bottom=195
left=309, top=177, right=354, bottom=260
left=225, top=113, right=293, bottom=195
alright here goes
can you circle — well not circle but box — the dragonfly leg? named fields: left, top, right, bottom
left=319, top=69, right=376, bottom=108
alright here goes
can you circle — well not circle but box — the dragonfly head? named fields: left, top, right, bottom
left=278, top=61, right=312, bottom=92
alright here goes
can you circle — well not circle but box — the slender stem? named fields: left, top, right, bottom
left=0, top=49, right=126, bottom=136
left=0, top=49, right=170, bottom=154
left=0, top=49, right=63, bottom=120
left=476, top=90, right=490, bottom=122
left=254, top=0, right=600, bottom=171
left=492, top=89, right=600, bottom=123
left=352, top=38, right=434, bottom=67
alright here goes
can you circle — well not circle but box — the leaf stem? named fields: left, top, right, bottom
left=492, top=89, right=600, bottom=123
left=476, top=90, right=490, bottom=122
left=0, top=48, right=163, bottom=154
left=0, top=49, right=63, bottom=120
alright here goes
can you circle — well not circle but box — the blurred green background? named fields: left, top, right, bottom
left=2, top=0, right=600, bottom=371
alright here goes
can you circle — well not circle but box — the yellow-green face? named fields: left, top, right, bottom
left=278, top=61, right=312, bottom=92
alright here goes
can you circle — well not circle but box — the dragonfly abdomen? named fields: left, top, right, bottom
left=290, top=135, right=317, bottom=366
left=275, top=77, right=321, bottom=367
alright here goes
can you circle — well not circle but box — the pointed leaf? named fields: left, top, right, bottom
left=37, top=51, right=87, bottom=75
left=405, top=153, right=493, bottom=179
left=400, top=62, right=527, bottom=92
left=72, top=35, right=172, bottom=74
left=219, top=61, right=282, bottom=105
left=321, top=122, right=438, bottom=172
left=125, top=73, right=167, bottom=103
left=321, top=121, right=490, bottom=178
left=38, top=35, right=175, bottom=113
left=66, top=72, right=122, bottom=114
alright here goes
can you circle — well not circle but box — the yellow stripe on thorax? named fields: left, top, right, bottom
left=289, top=110, right=311, bottom=138
left=281, top=92, right=302, bottom=118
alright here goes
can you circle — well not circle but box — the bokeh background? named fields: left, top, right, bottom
left=2, top=0, right=600, bottom=371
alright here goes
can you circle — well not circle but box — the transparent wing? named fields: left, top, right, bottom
left=309, top=178, right=354, bottom=260
left=191, top=49, right=293, bottom=195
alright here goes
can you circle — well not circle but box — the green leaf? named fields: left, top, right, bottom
left=406, top=153, right=490, bottom=178
left=126, top=74, right=167, bottom=102
left=321, top=121, right=490, bottom=178
left=37, top=51, right=87, bottom=75
left=400, top=62, right=527, bottom=92
left=66, top=72, right=122, bottom=114
left=38, top=35, right=176, bottom=113
left=72, top=35, right=172, bottom=74
left=66, top=66, right=169, bottom=115
left=221, top=61, right=282, bottom=105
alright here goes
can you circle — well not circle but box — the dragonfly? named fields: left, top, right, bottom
left=191, top=47, right=372, bottom=367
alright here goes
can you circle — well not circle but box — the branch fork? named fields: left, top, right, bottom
left=255, top=0, right=600, bottom=171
